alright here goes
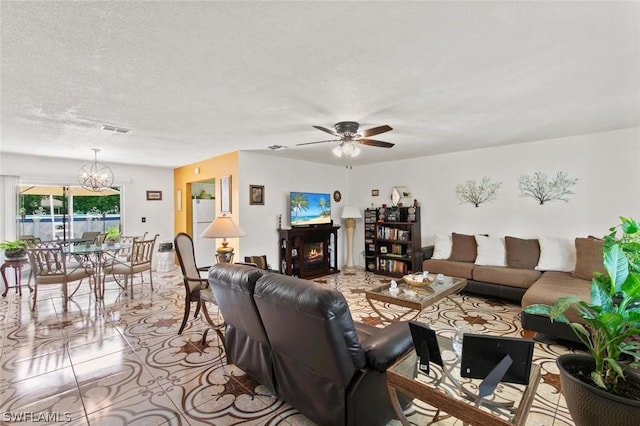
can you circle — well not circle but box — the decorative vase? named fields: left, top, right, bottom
left=557, top=353, right=640, bottom=426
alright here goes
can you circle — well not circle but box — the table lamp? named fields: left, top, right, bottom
left=200, top=214, right=246, bottom=263
left=341, top=205, right=362, bottom=274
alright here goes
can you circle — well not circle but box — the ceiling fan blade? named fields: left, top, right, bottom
left=296, top=139, right=341, bottom=147
left=359, top=139, right=394, bottom=148
left=360, top=125, right=392, bottom=138
left=313, top=125, right=340, bottom=137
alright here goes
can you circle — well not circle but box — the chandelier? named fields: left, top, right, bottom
left=77, top=149, right=114, bottom=192
left=332, top=141, right=361, bottom=158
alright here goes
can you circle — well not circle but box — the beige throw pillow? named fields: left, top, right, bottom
left=535, top=236, right=576, bottom=272
left=432, top=233, right=452, bottom=259
left=474, top=235, right=507, bottom=266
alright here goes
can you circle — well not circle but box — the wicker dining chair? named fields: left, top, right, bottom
left=103, top=234, right=158, bottom=297
left=27, top=241, right=94, bottom=311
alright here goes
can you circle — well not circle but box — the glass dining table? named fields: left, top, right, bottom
left=64, top=243, right=131, bottom=299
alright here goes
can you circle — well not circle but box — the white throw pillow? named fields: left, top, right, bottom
left=535, top=236, right=577, bottom=272
left=474, top=235, right=507, bottom=266
left=431, top=233, right=452, bottom=259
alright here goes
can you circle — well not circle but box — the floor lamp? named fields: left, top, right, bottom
left=200, top=214, right=246, bottom=263
left=341, top=206, right=362, bottom=274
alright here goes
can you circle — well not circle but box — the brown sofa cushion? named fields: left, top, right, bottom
left=505, top=236, right=540, bottom=270
left=521, top=271, right=591, bottom=323
left=422, top=259, right=475, bottom=279
left=472, top=266, right=541, bottom=289
left=573, top=238, right=606, bottom=280
left=449, top=233, right=477, bottom=262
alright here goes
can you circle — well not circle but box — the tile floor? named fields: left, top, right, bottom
left=0, top=269, right=577, bottom=425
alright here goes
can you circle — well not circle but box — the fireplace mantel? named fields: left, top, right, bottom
left=278, top=226, right=340, bottom=278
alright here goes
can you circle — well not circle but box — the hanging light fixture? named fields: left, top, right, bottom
left=332, top=141, right=361, bottom=158
left=77, top=149, right=114, bottom=192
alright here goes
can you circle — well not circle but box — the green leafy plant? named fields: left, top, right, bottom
left=525, top=217, right=640, bottom=392
left=0, top=240, right=27, bottom=250
left=105, top=227, right=120, bottom=242
left=0, top=240, right=28, bottom=258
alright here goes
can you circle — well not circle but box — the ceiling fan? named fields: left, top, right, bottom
left=297, top=121, right=394, bottom=157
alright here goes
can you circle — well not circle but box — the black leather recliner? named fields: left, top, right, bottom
left=208, top=264, right=413, bottom=426
left=207, top=263, right=275, bottom=392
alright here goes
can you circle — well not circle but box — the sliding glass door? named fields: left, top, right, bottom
left=17, top=185, right=121, bottom=241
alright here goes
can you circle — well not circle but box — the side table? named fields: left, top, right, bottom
left=1, top=257, right=32, bottom=297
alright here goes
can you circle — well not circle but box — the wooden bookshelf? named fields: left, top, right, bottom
left=367, top=206, right=422, bottom=277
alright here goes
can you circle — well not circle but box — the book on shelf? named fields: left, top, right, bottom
left=377, top=225, right=411, bottom=241
left=377, top=258, right=408, bottom=274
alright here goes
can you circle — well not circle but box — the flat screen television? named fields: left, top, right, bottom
left=290, top=192, right=332, bottom=227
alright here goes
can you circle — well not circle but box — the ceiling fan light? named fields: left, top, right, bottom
left=332, top=145, right=343, bottom=157
left=351, top=146, right=361, bottom=157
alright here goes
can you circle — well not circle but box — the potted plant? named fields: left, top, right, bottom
left=0, top=240, right=28, bottom=259
left=105, top=227, right=120, bottom=245
left=524, top=216, right=640, bottom=425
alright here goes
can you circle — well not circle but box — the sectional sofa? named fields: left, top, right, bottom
left=422, top=233, right=606, bottom=343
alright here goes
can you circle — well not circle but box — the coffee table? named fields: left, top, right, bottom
left=365, top=275, right=467, bottom=322
left=387, top=335, right=541, bottom=426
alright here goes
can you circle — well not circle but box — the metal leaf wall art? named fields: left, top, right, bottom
left=518, top=171, right=578, bottom=204
left=455, top=177, right=502, bottom=207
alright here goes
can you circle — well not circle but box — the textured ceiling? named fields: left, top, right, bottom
left=1, top=1, right=639, bottom=168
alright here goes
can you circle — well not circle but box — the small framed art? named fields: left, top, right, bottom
left=250, top=185, right=264, bottom=205
left=220, top=175, right=231, bottom=213
left=146, top=191, right=162, bottom=201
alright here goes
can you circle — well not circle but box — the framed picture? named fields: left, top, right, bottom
left=220, top=175, right=231, bottom=213
left=250, top=185, right=264, bottom=205
left=146, top=190, right=162, bottom=201
left=371, top=189, right=379, bottom=196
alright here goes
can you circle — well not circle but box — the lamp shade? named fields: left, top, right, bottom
left=341, top=205, right=362, bottom=219
left=200, top=215, right=246, bottom=238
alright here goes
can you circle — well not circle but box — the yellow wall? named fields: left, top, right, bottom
left=174, top=151, right=240, bottom=250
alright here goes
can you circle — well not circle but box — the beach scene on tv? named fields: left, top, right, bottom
left=290, top=192, right=332, bottom=226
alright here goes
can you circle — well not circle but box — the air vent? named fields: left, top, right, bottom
left=102, top=124, right=131, bottom=134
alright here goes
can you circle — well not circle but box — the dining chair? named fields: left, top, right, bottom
left=103, top=234, right=158, bottom=297
left=94, top=233, right=106, bottom=246
left=174, top=232, right=224, bottom=344
left=243, top=255, right=273, bottom=271
left=79, top=231, right=101, bottom=244
left=27, top=241, right=94, bottom=311
left=114, top=235, right=139, bottom=262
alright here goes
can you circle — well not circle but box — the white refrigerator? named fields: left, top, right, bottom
left=192, top=199, right=216, bottom=267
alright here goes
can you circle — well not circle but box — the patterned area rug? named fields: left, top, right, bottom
left=0, top=269, right=575, bottom=425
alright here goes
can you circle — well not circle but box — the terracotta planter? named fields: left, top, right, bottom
left=557, top=353, right=640, bottom=426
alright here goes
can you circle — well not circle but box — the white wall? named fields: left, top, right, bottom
left=0, top=153, right=175, bottom=244
left=237, top=152, right=349, bottom=267
left=4, top=127, right=637, bottom=270
left=349, top=127, right=640, bottom=257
